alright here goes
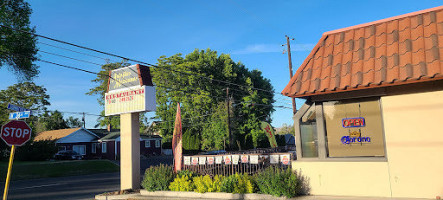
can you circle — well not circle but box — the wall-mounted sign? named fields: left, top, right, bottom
left=341, top=136, right=371, bottom=144
left=105, top=64, right=156, bottom=116
left=342, top=117, right=365, bottom=128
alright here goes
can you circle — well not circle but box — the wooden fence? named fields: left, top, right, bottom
left=183, top=153, right=292, bottom=177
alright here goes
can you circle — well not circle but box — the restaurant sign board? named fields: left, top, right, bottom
left=105, top=64, right=156, bottom=116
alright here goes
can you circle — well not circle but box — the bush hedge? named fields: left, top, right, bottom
left=254, top=166, right=302, bottom=198
left=141, top=165, right=305, bottom=197
left=141, top=164, right=174, bottom=191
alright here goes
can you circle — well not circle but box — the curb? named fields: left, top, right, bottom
left=95, top=193, right=139, bottom=200
left=140, top=190, right=291, bottom=200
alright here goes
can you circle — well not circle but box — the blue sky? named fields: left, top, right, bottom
left=0, top=0, right=441, bottom=129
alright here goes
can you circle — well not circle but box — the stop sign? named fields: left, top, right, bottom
left=1, top=120, right=32, bottom=146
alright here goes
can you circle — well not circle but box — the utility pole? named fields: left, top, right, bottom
left=226, top=87, right=232, bottom=150
left=82, top=112, right=86, bottom=128
left=283, top=35, right=297, bottom=115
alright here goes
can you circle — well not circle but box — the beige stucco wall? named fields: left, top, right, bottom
left=292, top=161, right=392, bottom=197
left=293, top=90, right=443, bottom=198
left=381, top=90, right=443, bottom=198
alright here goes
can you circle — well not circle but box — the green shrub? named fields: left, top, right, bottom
left=169, top=174, right=195, bottom=191
left=141, top=164, right=174, bottom=191
left=192, top=174, right=224, bottom=193
left=254, top=167, right=301, bottom=198
left=220, top=173, right=254, bottom=194
left=176, top=170, right=195, bottom=178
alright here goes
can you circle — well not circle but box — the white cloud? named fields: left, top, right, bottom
left=231, top=43, right=315, bottom=54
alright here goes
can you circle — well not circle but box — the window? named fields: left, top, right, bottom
left=58, top=146, right=66, bottom=151
left=102, top=142, right=107, bottom=153
left=299, top=104, right=318, bottom=157
left=92, top=143, right=97, bottom=154
left=73, top=145, right=86, bottom=155
left=155, top=140, right=161, bottom=148
left=145, top=140, right=151, bottom=148
left=323, top=98, right=385, bottom=157
left=295, top=97, right=386, bottom=160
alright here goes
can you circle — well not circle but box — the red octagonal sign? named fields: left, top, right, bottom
left=1, top=120, right=32, bottom=146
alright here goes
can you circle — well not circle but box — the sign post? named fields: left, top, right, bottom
left=1, top=120, right=32, bottom=200
left=105, top=64, right=155, bottom=191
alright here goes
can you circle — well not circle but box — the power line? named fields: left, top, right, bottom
left=39, top=50, right=103, bottom=66
left=38, top=41, right=117, bottom=63
left=1, top=24, right=286, bottom=98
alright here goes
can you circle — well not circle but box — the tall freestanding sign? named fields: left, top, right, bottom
left=105, top=64, right=156, bottom=190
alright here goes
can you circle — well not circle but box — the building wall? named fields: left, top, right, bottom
left=292, top=90, right=443, bottom=198
left=292, top=161, right=391, bottom=197
left=381, top=90, right=443, bottom=198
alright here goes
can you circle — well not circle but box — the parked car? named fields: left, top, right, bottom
left=54, top=150, right=84, bottom=160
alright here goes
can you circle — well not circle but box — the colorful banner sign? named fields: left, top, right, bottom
left=191, top=157, right=198, bottom=165
left=270, top=154, right=279, bottom=164
left=207, top=157, right=214, bottom=165
left=232, top=155, right=239, bottom=165
left=172, top=103, right=183, bottom=172
left=224, top=155, right=232, bottom=165
left=199, top=157, right=206, bottom=165
left=260, top=121, right=278, bottom=148
left=250, top=155, right=259, bottom=164
left=241, top=155, right=249, bottom=163
left=280, top=154, right=290, bottom=165
left=215, top=156, right=223, bottom=164
left=184, top=156, right=191, bottom=165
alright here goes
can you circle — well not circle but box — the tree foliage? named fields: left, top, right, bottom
left=152, top=49, right=274, bottom=150
left=0, top=0, right=39, bottom=80
left=0, top=82, right=50, bottom=126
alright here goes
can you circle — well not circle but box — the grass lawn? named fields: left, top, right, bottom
left=0, top=160, right=119, bottom=181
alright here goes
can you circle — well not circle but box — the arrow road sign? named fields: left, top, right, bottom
left=9, top=111, right=31, bottom=120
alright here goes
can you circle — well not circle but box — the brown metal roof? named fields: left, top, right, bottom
left=282, top=6, right=443, bottom=98
left=34, top=128, right=81, bottom=141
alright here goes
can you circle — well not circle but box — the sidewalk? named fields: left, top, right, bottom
left=96, top=191, right=436, bottom=200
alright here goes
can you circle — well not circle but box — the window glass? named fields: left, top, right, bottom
left=102, top=142, right=107, bottom=153
left=323, top=98, right=385, bottom=157
left=73, top=145, right=86, bottom=155
left=145, top=140, right=151, bottom=148
left=300, top=104, right=318, bottom=157
left=155, top=140, right=161, bottom=148
left=92, top=143, right=97, bottom=154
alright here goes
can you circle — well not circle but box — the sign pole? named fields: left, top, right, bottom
left=3, top=145, right=15, bottom=200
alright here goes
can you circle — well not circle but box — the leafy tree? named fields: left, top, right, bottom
left=66, top=116, right=83, bottom=128
left=0, top=82, right=50, bottom=160
left=0, top=0, right=39, bottom=80
left=152, top=49, right=275, bottom=150
left=0, top=82, right=50, bottom=126
left=275, top=123, right=295, bottom=135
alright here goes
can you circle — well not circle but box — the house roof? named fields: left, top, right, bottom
left=282, top=6, right=443, bottom=98
left=34, top=128, right=81, bottom=141
left=98, top=131, right=162, bottom=142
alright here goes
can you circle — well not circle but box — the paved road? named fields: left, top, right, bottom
left=5, top=172, right=119, bottom=200
left=2, top=156, right=173, bottom=200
